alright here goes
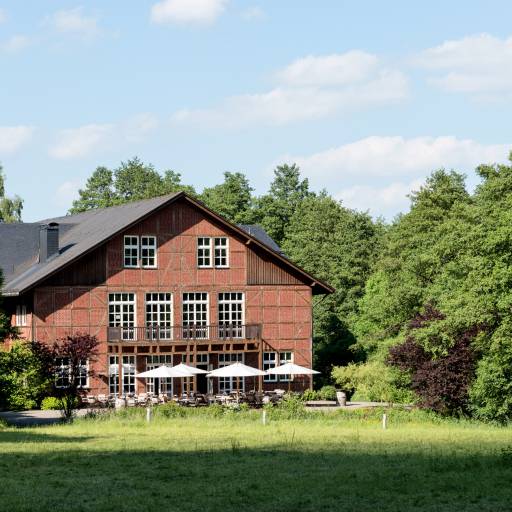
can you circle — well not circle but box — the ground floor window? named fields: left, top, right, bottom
left=145, top=355, right=173, bottom=395
left=263, top=352, right=277, bottom=382
left=218, top=352, right=244, bottom=392
left=109, top=356, right=118, bottom=395
left=55, top=357, right=88, bottom=388
left=279, top=351, right=293, bottom=382
left=123, top=355, right=136, bottom=394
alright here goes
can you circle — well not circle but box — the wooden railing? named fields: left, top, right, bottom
left=107, top=324, right=262, bottom=343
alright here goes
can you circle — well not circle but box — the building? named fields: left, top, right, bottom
left=0, top=192, right=333, bottom=396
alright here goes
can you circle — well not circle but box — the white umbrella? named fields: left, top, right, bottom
left=137, top=365, right=191, bottom=378
left=265, top=362, right=320, bottom=376
left=172, top=363, right=208, bottom=375
left=207, top=362, right=266, bottom=377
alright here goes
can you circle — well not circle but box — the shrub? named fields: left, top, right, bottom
left=319, top=385, right=337, bottom=401
left=301, top=389, right=320, bottom=401
left=267, top=394, right=309, bottom=420
left=41, top=397, right=62, bottom=410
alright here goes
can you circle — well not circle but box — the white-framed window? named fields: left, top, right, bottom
left=109, top=355, right=119, bottom=395
left=141, top=236, right=157, bottom=268
left=146, top=355, right=173, bottom=395
left=214, top=237, right=229, bottom=267
left=15, top=305, right=27, bottom=326
left=219, top=352, right=244, bottom=392
left=218, top=292, right=244, bottom=338
left=263, top=352, right=277, bottom=382
left=197, top=237, right=212, bottom=267
left=279, top=351, right=293, bottom=382
left=124, top=235, right=139, bottom=268
left=197, top=237, right=229, bottom=268
left=182, top=292, right=209, bottom=339
left=109, top=293, right=136, bottom=340
left=55, top=358, right=88, bottom=388
left=145, top=293, right=172, bottom=340
left=123, top=355, right=136, bottom=395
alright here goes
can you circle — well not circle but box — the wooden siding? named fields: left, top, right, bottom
left=247, top=246, right=304, bottom=286
left=43, top=246, right=106, bottom=286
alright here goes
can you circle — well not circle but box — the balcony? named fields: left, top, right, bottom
left=107, top=324, right=262, bottom=343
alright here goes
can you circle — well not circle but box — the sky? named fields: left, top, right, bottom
left=1, top=0, right=512, bottom=222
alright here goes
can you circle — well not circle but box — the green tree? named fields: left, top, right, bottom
left=200, top=172, right=254, bottom=223
left=252, top=164, right=312, bottom=245
left=69, top=158, right=196, bottom=213
left=282, top=192, right=383, bottom=384
left=69, top=166, right=117, bottom=213
left=0, top=166, right=23, bottom=222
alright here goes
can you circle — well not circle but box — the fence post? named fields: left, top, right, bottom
left=382, top=413, right=387, bottom=430
left=146, top=407, right=152, bottom=423
left=262, top=410, right=267, bottom=425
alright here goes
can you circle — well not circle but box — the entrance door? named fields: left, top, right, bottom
left=195, top=354, right=209, bottom=394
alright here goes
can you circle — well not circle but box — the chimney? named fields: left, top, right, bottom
left=39, top=222, right=60, bottom=262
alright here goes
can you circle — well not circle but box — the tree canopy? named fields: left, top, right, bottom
left=0, top=165, right=23, bottom=222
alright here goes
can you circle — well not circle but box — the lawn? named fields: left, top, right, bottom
left=1, top=408, right=512, bottom=512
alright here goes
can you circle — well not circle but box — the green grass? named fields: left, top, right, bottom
left=1, top=408, right=512, bottom=511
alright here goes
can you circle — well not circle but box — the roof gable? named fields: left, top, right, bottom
left=0, top=193, right=333, bottom=295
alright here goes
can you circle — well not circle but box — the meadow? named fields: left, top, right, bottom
left=1, top=407, right=512, bottom=512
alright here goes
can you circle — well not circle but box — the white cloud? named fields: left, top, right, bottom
left=46, top=7, right=99, bottom=39
left=150, top=0, right=228, bottom=25
left=0, top=126, right=34, bottom=154
left=0, top=8, right=7, bottom=24
left=415, top=33, right=512, bottom=95
left=0, top=35, right=30, bottom=53
left=336, top=180, right=424, bottom=217
left=55, top=179, right=83, bottom=208
left=49, top=124, right=114, bottom=159
left=280, top=135, right=510, bottom=218
left=290, top=136, right=509, bottom=181
left=241, top=6, right=264, bottom=21
left=276, top=51, right=380, bottom=88
left=172, top=51, right=408, bottom=127
left=49, top=114, right=159, bottom=160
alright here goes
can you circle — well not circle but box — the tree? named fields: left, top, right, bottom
left=0, top=341, right=54, bottom=410
left=69, top=167, right=117, bottom=213
left=51, top=333, right=100, bottom=420
left=252, top=164, right=312, bottom=245
left=200, top=172, right=254, bottom=223
left=69, top=158, right=196, bottom=213
left=282, top=192, right=383, bottom=384
left=0, top=165, right=23, bottom=222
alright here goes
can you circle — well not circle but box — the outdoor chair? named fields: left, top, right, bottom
left=127, top=397, right=136, bottom=407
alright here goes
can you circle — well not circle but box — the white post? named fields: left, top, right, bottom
left=262, top=410, right=267, bottom=425
left=146, top=406, right=152, bottom=423
left=382, top=413, right=387, bottom=430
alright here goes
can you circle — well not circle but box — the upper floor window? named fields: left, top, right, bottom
left=124, top=236, right=139, bottom=268
left=15, top=305, right=27, bottom=326
left=197, top=237, right=229, bottom=268
left=124, top=235, right=157, bottom=268
left=141, top=236, right=157, bottom=268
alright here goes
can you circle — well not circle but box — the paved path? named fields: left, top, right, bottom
left=0, top=409, right=91, bottom=427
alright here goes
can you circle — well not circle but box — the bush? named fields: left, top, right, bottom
left=319, top=385, right=337, bottom=401
left=267, top=394, right=309, bottom=420
left=41, top=397, right=62, bottom=410
left=301, top=389, right=320, bottom=401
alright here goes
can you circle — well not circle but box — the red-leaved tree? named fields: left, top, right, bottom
left=387, top=306, right=478, bottom=416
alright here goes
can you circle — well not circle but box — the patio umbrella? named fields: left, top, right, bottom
left=137, top=365, right=192, bottom=378
left=207, top=362, right=266, bottom=394
left=265, top=362, right=320, bottom=376
left=172, top=363, right=208, bottom=375
left=265, top=362, right=320, bottom=391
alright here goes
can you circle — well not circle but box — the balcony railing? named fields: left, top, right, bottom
left=107, top=324, right=262, bottom=343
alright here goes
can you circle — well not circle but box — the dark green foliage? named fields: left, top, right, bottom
left=70, top=157, right=196, bottom=213
left=0, top=341, right=53, bottom=410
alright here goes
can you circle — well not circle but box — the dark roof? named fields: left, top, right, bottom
left=238, top=224, right=286, bottom=256
left=0, top=192, right=333, bottom=296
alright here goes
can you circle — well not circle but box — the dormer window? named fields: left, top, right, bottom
left=197, top=237, right=229, bottom=268
left=124, top=235, right=157, bottom=268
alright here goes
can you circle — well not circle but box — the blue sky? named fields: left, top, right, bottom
left=1, top=0, right=512, bottom=221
